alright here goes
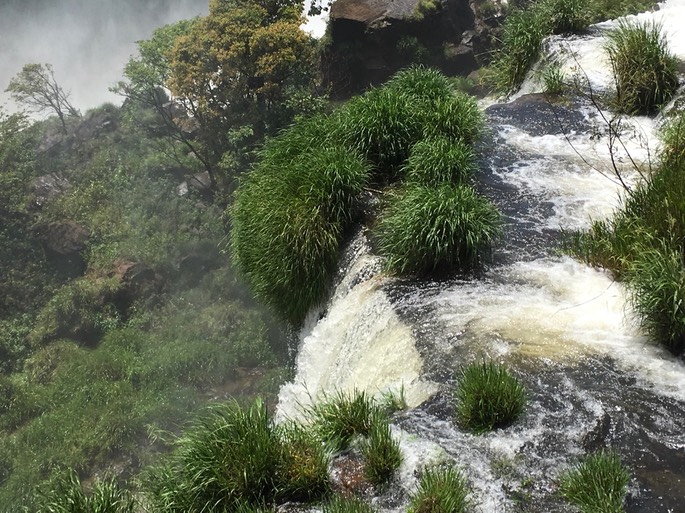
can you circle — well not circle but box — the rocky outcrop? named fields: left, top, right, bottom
left=111, top=259, right=164, bottom=310
left=322, top=0, right=504, bottom=98
left=33, top=220, right=90, bottom=276
left=27, top=173, right=70, bottom=211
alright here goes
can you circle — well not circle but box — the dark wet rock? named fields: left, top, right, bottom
left=582, top=412, right=613, bottom=453
left=178, top=171, right=213, bottom=200
left=485, top=93, right=594, bottom=137
left=33, top=220, right=89, bottom=276
left=27, top=173, right=70, bottom=211
left=73, top=104, right=119, bottom=141
left=330, top=452, right=374, bottom=497
left=323, top=0, right=500, bottom=98
left=111, top=259, right=164, bottom=309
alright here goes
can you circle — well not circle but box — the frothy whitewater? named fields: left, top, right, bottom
left=278, top=2, right=685, bottom=511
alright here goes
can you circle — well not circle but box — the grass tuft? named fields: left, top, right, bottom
left=35, top=470, right=135, bottom=513
left=408, top=466, right=471, bottom=513
left=454, top=361, right=526, bottom=433
left=402, top=136, right=476, bottom=186
left=605, top=20, right=678, bottom=115
left=377, top=184, right=501, bottom=275
left=310, top=390, right=379, bottom=451
left=323, top=495, right=376, bottom=513
left=360, top=413, right=403, bottom=486
left=559, top=451, right=630, bottom=513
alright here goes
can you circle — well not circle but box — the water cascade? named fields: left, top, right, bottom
left=278, top=3, right=685, bottom=511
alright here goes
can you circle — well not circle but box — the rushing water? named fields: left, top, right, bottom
left=278, top=3, right=685, bottom=512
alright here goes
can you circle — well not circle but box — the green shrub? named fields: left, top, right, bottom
left=311, top=390, right=379, bottom=450
left=340, top=87, right=423, bottom=177
left=591, top=0, right=660, bottom=23
left=541, top=0, right=591, bottom=34
left=385, top=66, right=455, bottom=104
left=487, top=7, right=548, bottom=93
left=402, top=136, right=476, bottom=186
left=323, top=495, right=376, bottom=513
left=361, top=413, right=403, bottom=486
left=542, top=62, right=566, bottom=95
left=408, top=466, right=471, bottom=513
left=627, top=242, right=685, bottom=354
left=34, top=470, right=135, bottom=513
left=396, top=37, right=430, bottom=64
left=278, top=422, right=331, bottom=501
left=377, top=184, right=501, bottom=275
left=559, top=451, right=630, bottom=513
left=454, top=361, right=526, bottom=433
left=661, top=110, right=685, bottom=167
left=421, top=94, right=484, bottom=145
left=605, top=20, right=678, bottom=114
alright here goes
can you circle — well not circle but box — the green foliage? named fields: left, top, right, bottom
left=323, top=495, right=376, bottom=513
left=402, top=136, right=476, bottom=186
left=542, top=62, right=566, bottom=95
left=341, top=87, right=423, bottom=177
left=143, top=399, right=329, bottom=512
left=33, top=470, right=135, bottom=513
left=541, top=0, right=592, bottom=34
left=385, top=66, right=455, bottom=104
left=454, top=361, right=526, bottom=433
left=231, top=132, right=369, bottom=324
left=28, top=277, right=122, bottom=346
left=627, top=242, right=685, bottom=354
left=408, top=466, right=471, bottom=513
left=590, top=0, right=659, bottom=23
left=378, top=184, right=501, bottom=275
left=605, top=20, right=678, bottom=115
left=0, top=315, right=32, bottom=374
left=487, top=6, right=548, bottom=93
left=311, top=390, right=379, bottom=451
left=360, top=413, right=403, bottom=486
left=397, top=36, right=430, bottom=64
left=558, top=451, right=630, bottom=513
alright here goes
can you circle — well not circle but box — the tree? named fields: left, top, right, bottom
left=5, top=63, right=81, bottom=134
left=166, top=0, right=321, bottom=187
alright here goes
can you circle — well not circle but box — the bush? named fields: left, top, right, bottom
left=385, top=66, right=455, bottom=104
left=402, top=136, right=476, bottom=186
left=311, top=390, right=379, bottom=451
left=231, top=140, right=369, bottom=324
left=278, top=422, right=331, bottom=501
left=377, top=184, right=501, bottom=275
left=454, top=361, right=526, bottom=433
left=324, top=495, right=376, bottom=513
left=487, top=7, right=548, bottom=93
left=627, top=242, right=685, bottom=354
left=408, top=466, right=471, bottom=513
left=361, top=414, right=403, bottom=486
left=34, top=470, right=135, bottom=513
left=541, top=0, right=591, bottom=34
left=559, top=451, right=630, bottom=513
left=605, top=20, right=678, bottom=114
left=340, top=87, right=423, bottom=178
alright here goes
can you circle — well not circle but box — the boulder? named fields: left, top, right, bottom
left=322, top=0, right=500, bottom=98
left=111, top=259, right=164, bottom=308
left=27, top=173, right=70, bottom=211
left=33, top=220, right=89, bottom=275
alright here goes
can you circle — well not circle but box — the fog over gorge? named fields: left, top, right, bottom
left=0, top=0, right=208, bottom=113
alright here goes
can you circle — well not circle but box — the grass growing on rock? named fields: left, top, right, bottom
left=402, top=136, right=476, bottom=186
left=408, top=466, right=471, bottom=513
left=310, top=390, right=378, bottom=451
left=559, top=451, right=630, bottom=513
left=605, top=20, right=678, bottom=114
left=377, top=184, right=501, bottom=275
left=360, top=413, right=403, bottom=486
left=454, top=361, right=526, bottom=433
left=324, top=495, right=376, bottom=513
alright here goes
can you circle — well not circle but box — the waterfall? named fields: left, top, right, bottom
left=277, top=2, right=685, bottom=511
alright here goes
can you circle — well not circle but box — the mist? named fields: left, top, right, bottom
left=0, top=0, right=208, bottom=114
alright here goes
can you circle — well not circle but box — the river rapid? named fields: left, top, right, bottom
left=278, top=2, right=685, bottom=511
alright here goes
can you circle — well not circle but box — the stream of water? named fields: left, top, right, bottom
left=278, top=2, right=685, bottom=511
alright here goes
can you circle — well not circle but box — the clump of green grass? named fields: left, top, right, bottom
left=360, top=413, right=403, bottom=486
left=541, top=0, right=592, bottom=34
left=377, top=184, right=501, bottom=275
left=385, top=66, right=455, bottom=104
left=35, top=470, right=135, bottom=513
left=323, top=495, right=376, bottom=513
left=402, top=136, right=476, bottom=186
left=605, top=20, right=678, bottom=115
left=278, top=422, right=332, bottom=501
left=340, top=87, right=423, bottom=178
left=454, top=361, right=526, bottom=433
left=144, top=398, right=330, bottom=512
left=487, top=7, right=548, bottom=93
left=231, top=137, right=369, bottom=324
left=627, top=242, right=685, bottom=354
left=421, top=93, right=484, bottom=145
left=408, top=466, right=471, bottom=513
left=542, top=62, right=566, bottom=95
left=558, top=451, right=630, bottom=513
left=310, top=390, right=379, bottom=450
